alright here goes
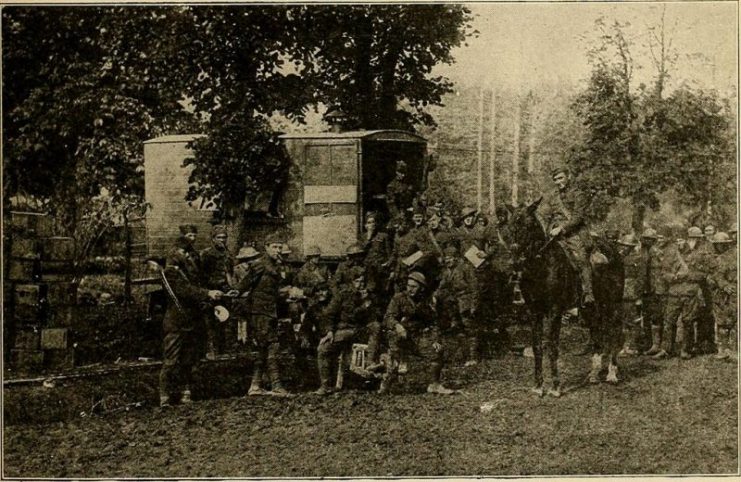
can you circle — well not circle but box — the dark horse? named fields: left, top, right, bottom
left=506, top=198, right=625, bottom=397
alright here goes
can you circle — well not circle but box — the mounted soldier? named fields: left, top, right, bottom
left=539, top=167, right=595, bottom=307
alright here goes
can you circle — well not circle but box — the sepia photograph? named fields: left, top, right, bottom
left=1, top=1, right=738, bottom=477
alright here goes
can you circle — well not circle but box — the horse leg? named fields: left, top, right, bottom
left=585, top=304, right=603, bottom=384
left=605, top=303, right=622, bottom=384
left=530, top=311, right=545, bottom=396
left=545, top=309, right=562, bottom=397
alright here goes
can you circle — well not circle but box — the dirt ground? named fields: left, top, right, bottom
left=3, top=326, right=738, bottom=477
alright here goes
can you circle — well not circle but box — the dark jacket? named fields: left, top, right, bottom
left=247, top=255, right=285, bottom=318
left=384, top=291, right=438, bottom=339
left=162, top=243, right=209, bottom=334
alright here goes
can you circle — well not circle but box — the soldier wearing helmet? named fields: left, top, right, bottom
left=708, top=232, right=737, bottom=360
left=380, top=271, right=455, bottom=395
left=315, top=267, right=381, bottom=395
left=294, top=245, right=329, bottom=300
left=539, top=167, right=596, bottom=307
left=654, top=226, right=712, bottom=360
left=639, top=228, right=667, bottom=356
left=617, top=233, right=643, bottom=356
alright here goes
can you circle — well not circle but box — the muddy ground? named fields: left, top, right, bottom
left=3, top=326, right=738, bottom=477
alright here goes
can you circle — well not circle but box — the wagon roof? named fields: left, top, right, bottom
left=143, top=134, right=205, bottom=144
left=279, top=130, right=426, bottom=143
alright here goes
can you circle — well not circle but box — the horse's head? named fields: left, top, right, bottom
left=505, top=196, right=546, bottom=267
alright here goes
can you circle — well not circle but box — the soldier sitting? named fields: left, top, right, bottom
left=315, top=267, right=381, bottom=395
left=435, top=245, right=480, bottom=366
left=380, top=271, right=456, bottom=395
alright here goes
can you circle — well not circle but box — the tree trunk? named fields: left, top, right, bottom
left=631, top=199, right=646, bottom=235
left=354, top=13, right=374, bottom=128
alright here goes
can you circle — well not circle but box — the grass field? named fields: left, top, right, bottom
left=3, top=326, right=738, bottom=477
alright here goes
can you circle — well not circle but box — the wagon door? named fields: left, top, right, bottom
left=302, top=141, right=360, bottom=258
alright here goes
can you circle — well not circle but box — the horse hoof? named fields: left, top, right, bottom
left=588, top=375, right=600, bottom=384
left=548, top=388, right=561, bottom=398
left=606, top=375, right=619, bottom=384
left=531, top=386, right=545, bottom=397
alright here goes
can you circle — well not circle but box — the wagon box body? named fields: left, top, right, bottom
left=143, top=130, right=427, bottom=262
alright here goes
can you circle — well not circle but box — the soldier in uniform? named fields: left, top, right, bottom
left=231, top=245, right=261, bottom=347
left=539, top=167, right=595, bottom=306
left=244, top=233, right=292, bottom=396
left=361, top=212, right=393, bottom=298
left=200, top=225, right=235, bottom=359
left=158, top=229, right=223, bottom=408
left=380, top=271, right=455, bottom=395
left=332, top=243, right=366, bottom=295
left=708, top=232, right=737, bottom=360
left=385, top=160, right=415, bottom=219
left=315, top=267, right=381, bottom=395
left=640, top=228, right=667, bottom=356
left=654, top=227, right=710, bottom=359
left=295, top=245, right=329, bottom=300
left=618, top=233, right=643, bottom=356
left=435, top=245, right=480, bottom=366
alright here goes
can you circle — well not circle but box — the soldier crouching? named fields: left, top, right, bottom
left=379, top=271, right=456, bottom=395
left=158, top=233, right=224, bottom=408
left=315, top=267, right=381, bottom=395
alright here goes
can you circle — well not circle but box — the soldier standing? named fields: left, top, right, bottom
left=315, top=267, right=380, bottom=395
left=200, top=225, right=235, bottom=359
left=708, top=232, right=737, bottom=360
left=231, top=246, right=261, bottom=347
left=640, top=228, right=666, bottom=356
left=362, top=212, right=393, bottom=298
left=618, top=234, right=642, bottom=356
left=245, top=233, right=292, bottom=396
left=539, top=167, right=595, bottom=306
left=380, top=272, right=455, bottom=395
left=654, top=226, right=710, bottom=359
left=158, top=229, right=223, bottom=408
left=386, top=160, right=415, bottom=219
left=435, top=245, right=480, bottom=366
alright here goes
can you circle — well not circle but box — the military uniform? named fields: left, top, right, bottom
left=295, top=259, right=329, bottom=299
left=539, top=184, right=594, bottom=303
left=386, top=177, right=415, bottom=219
left=382, top=289, right=444, bottom=389
left=363, top=230, right=392, bottom=296
left=641, top=242, right=666, bottom=355
left=332, top=258, right=364, bottom=294
left=245, top=254, right=289, bottom=391
left=621, top=248, right=644, bottom=353
left=200, top=242, right=235, bottom=356
left=709, top=245, right=737, bottom=357
left=158, top=239, right=211, bottom=405
left=316, top=285, right=381, bottom=391
left=436, top=257, right=479, bottom=361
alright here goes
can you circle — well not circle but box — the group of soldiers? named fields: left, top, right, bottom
left=617, top=222, right=737, bottom=363
left=155, top=160, right=738, bottom=408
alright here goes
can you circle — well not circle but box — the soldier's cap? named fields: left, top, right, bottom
left=281, top=243, right=292, bottom=255
left=730, top=222, right=738, bottom=234
left=551, top=166, right=569, bottom=178
left=346, top=243, right=365, bottom=256
left=443, top=245, right=458, bottom=257
left=407, top=271, right=427, bottom=287
left=264, top=232, right=287, bottom=245
left=365, top=211, right=379, bottom=222
left=211, top=224, right=228, bottom=237
left=236, top=246, right=261, bottom=260
left=711, top=232, right=733, bottom=244
left=618, top=233, right=639, bottom=246
left=460, top=207, right=477, bottom=219
left=396, top=160, right=407, bottom=172
left=641, top=227, right=659, bottom=239
left=179, top=224, right=198, bottom=235
left=305, top=245, right=321, bottom=257
left=687, top=226, right=704, bottom=238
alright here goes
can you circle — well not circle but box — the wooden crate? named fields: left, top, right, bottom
left=10, top=349, right=44, bottom=372
left=41, top=328, right=69, bottom=349
left=41, top=237, right=75, bottom=261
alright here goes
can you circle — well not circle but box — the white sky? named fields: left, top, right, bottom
left=435, top=2, right=738, bottom=95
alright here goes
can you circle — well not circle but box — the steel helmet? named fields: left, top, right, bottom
left=618, top=233, right=639, bottom=246
left=711, top=232, right=733, bottom=244
left=461, top=207, right=477, bottom=220
left=730, top=223, right=737, bottom=234
left=407, top=271, right=427, bottom=287
left=236, top=246, right=260, bottom=260
left=346, top=243, right=365, bottom=256
left=687, top=226, right=704, bottom=238
left=641, top=228, right=659, bottom=239
left=305, top=245, right=321, bottom=257
left=280, top=243, right=292, bottom=255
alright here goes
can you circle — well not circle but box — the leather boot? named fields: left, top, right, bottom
left=644, top=326, right=662, bottom=355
